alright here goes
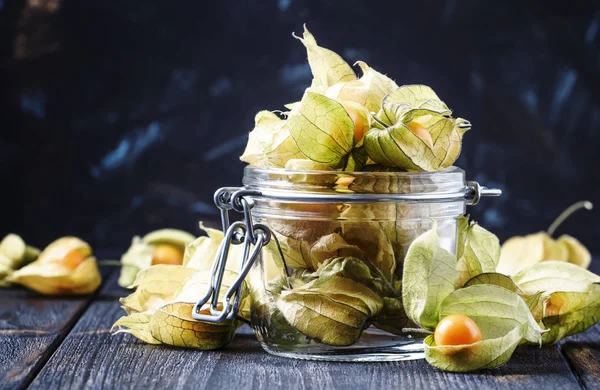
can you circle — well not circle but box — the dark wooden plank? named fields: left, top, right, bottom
left=0, top=289, right=93, bottom=390
left=0, top=333, right=58, bottom=389
left=560, top=324, right=600, bottom=390
left=559, top=258, right=600, bottom=390
left=0, top=266, right=114, bottom=390
left=30, top=272, right=582, bottom=390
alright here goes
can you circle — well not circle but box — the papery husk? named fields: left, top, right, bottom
left=114, top=302, right=238, bottom=350
left=364, top=86, right=469, bottom=171
left=267, top=211, right=340, bottom=242
left=119, top=228, right=195, bottom=288
left=498, top=232, right=571, bottom=276
left=0, top=234, right=40, bottom=286
left=276, top=291, right=366, bottom=346
left=10, top=257, right=101, bottom=295
left=150, top=303, right=238, bottom=349
left=557, top=235, right=591, bottom=268
left=240, top=111, right=304, bottom=168
left=37, top=236, right=92, bottom=264
left=120, top=264, right=197, bottom=314
left=9, top=237, right=100, bottom=295
left=114, top=267, right=241, bottom=349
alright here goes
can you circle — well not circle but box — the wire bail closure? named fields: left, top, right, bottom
left=192, top=181, right=500, bottom=323
left=192, top=188, right=270, bottom=323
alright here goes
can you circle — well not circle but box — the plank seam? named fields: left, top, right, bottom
left=21, top=267, right=117, bottom=390
left=558, top=342, right=586, bottom=390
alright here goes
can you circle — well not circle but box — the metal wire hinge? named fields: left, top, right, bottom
left=192, top=188, right=271, bottom=323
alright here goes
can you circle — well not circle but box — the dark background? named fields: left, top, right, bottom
left=1, top=0, right=599, bottom=254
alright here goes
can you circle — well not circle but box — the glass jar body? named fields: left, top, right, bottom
left=242, top=166, right=467, bottom=361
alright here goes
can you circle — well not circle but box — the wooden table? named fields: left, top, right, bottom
left=2, top=260, right=599, bottom=390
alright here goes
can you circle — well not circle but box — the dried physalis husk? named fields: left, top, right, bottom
left=9, top=237, right=100, bottom=295
left=118, top=228, right=195, bottom=288
left=498, top=201, right=593, bottom=276
left=326, top=61, right=398, bottom=115
left=556, top=235, right=591, bottom=268
left=424, top=286, right=543, bottom=372
left=512, top=261, right=600, bottom=344
left=151, top=302, right=238, bottom=349
left=114, top=256, right=242, bottom=349
left=276, top=274, right=383, bottom=346
left=455, top=217, right=501, bottom=287
left=287, top=91, right=357, bottom=169
left=119, top=264, right=197, bottom=314
left=0, top=234, right=40, bottom=286
left=114, top=299, right=238, bottom=349
left=266, top=201, right=341, bottom=242
left=498, top=232, right=567, bottom=276
left=113, top=223, right=248, bottom=349
left=239, top=111, right=304, bottom=168
left=364, top=85, right=470, bottom=171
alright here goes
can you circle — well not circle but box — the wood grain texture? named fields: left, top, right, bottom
left=30, top=272, right=583, bottom=390
left=561, top=324, right=600, bottom=390
left=0, top=288, right=92, bottom=390
left=0, top=267, right=114, bottom=390
left=0, top=333, right=58, bottom=389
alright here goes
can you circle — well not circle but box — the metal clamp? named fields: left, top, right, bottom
left=192, top=188, right=271, bottom=323
left=192, top=180, right=500, bottom=323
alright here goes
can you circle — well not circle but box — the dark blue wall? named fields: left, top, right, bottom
left=1, top=0, right=599, bottom=253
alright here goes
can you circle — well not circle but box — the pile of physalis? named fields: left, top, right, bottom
left=112, top=224, right=247, bottom=348
left=111, top=25, right=600, bottom=373
left=0, top=234, right=101, bottom=295
left=240, top=25, right=470, bottom=173
left=111, top=202, right=600, bottom=372
left=403, top=200, right=599, bottom=372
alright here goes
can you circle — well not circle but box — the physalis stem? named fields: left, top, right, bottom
left=547, top=200, right=593, bottom=236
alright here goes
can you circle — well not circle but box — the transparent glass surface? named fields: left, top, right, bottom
left=243, top=166, right=466, bottom=361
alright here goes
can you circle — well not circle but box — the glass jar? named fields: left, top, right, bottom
left=194, top=166, right=500, bottom=362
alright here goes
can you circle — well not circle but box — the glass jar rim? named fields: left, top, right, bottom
left=242, top=165, right=466, bottom=196
left=244, top=165, right=463, bottom=178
